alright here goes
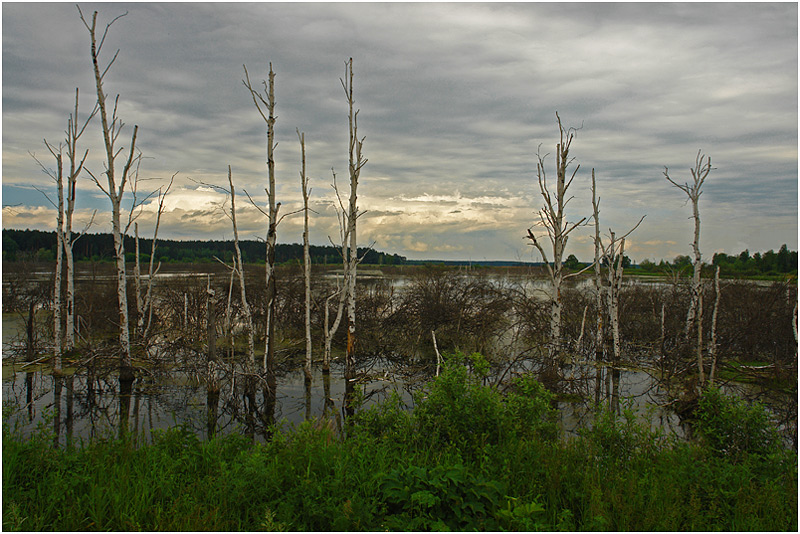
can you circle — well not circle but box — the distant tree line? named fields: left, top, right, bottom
left=1, top=228, right=407, bottom=266
left=636, top=245, right=797, bottom=277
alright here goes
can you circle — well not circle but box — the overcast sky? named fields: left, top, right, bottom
left=2, top=2, right=797, bottom=262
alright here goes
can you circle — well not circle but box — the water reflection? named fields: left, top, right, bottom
left=4, top=354, right=690, bottom=447
left=3, top=350, right=795, bottom=449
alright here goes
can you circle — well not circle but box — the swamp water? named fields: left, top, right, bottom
left=3, top=346, right=689, bottom=446
left=2, top=270, right=794, bottom=447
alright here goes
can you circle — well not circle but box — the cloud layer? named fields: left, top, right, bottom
left=3, top=3, right=797, bottom=262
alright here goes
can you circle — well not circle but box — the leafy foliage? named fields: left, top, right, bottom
left=693, top=387, right=783, bottom=462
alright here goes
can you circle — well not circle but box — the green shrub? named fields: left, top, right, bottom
left=413, top=352, right=558, bottom=458
left=413, top=352, right=507, bottom=457
left=378, top=462, right=544, bottom=530
left=504, top=373, right=558, bottom=441
left=581, top=404, right=667, bottom=467
left=350, top=390, right=412, bottom=444
left=693, top=387, right=782, bottom=461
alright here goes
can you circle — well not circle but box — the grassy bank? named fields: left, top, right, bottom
left=3, top=357, right=797, bottom=531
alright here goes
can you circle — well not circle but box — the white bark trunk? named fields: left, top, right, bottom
left=112, top=199, right=131, bottom=364
left=298, top=130, right=312, bottom=383
left=80, top=8, right=139, bottom=370
left=263, top=65, right=278, bottom=377
left=134, top=222, right=143, bottom=334
left=591, top=170, right=605, bottom=364
left=53, top=153, right=65, bottom=370
left=64, top=88, right=95, bottom=351
left=135, top=178, right=171, bottom=346
left=344, top=57, right=364, bottom=387
left=708, top=265, right=720, bottom=384
left=225, top=262, right=235, bottom=359
left=605, top=237, right=624, bottom=364
left=242, top=63, right=279, bottom=378
left=432, top=330, right=442, bottom=377
left=663, top=150, right=711, bottom=386
left=577, top=304, right=588, bottom=356
left=228, top=166, right=256, bottom=369
left=324, top=284, right=346, bottom=372
left=526, top=113, right=586, bottom=365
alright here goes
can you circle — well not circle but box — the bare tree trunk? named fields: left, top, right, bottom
left=79, top=7, right=139, bottom=376
left=135, top=177, right=173, bottom=346
left=227, top=166, right=256, bottom=369
left=605, top=235, right=625, bottom=365
left=112, top=190, right=133, bottom=371
left=342, top=57, right=366, bottom=416
left=696, top=286, right=704, bottom=386
left=664, top=150, right=712, bottom=386
left=242, top=64, right=279, bottom=380
left=324, top=284, right=345, bottom=374
left=432, top=329, right=442, bottom=377
left=591, top=170, right=604, bottom=364
left=526, top=113, right=586, bottom=368
left=298, top=130, right=313, bottom=384
left=134, top=222, right=142, bottom=339
left=708, top=265, right=720, bottom=384
left=660, top=301, right=666, bottom=361
left=53, top=155, right=64, bottom=371
left=323, top=167, right=351, bottom=374
left=64, top=226, right=76, bottom=351
left=206, top=274, right=217, bottom=383
left=206, top=273, right=220, bottom=439
left=64, top=86, right=96, bottom=354
left=224, top=262, right=235, bottom=359
left=576, top=305, right=588, bottom=356
left=32, top=144, right=65, bottom=368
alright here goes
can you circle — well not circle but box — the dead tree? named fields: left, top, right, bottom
left=591, top=169, right=604, bottom=366
left=601, top=232, right=626, bottom=366
left=133, top=174, right=174, bottom=348
left=708, top=265, right=721, bottom=384
left=592, top=171, right=644, bottom=408
left=242, top=63, right=279, bottom=382
left=227, top=166, right=256, bottom=369
left=63, top=89, right=97, bottom=352
left=298, top=129, right=313, bottom=384
left=322, top=168, right=352, bottom=374
left=663, top=150, right=712, bottom=385
left=526, top=113, right=587, bottom=366
left=323, top=213, right=347, bottom=375
left=591, top=169, right=604, bottom=405
left=79, top=7, right=140, bottom=378
left=31, top=89, right=98, bottom=365
left=342, top=57, right=367, bottom=415
left=31, top=144, right=65, bottom=370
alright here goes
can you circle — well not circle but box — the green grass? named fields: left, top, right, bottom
left=3, top=357, right=797, bottom=531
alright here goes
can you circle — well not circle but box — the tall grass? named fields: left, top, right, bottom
left=3, top=357, right=797, bottom=531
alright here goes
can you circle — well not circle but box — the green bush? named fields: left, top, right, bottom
left=412, top=353, right=560, bottom=458
left=378, top=462, right=546, bottom=531
left=413, top=352, right=503, bottom=455
left=581, top=404, right=667, bottom=467
left=350, top=390, right=412, bottom=444
left=504, top=373, right=558, bottom=441
left=693, top=387, right=782, bottom=461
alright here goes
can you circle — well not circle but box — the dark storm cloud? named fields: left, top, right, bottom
left=2, top=2, right=796, bottom=261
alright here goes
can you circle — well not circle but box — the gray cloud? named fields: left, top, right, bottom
left=2, top=2, right=796, bottom=262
